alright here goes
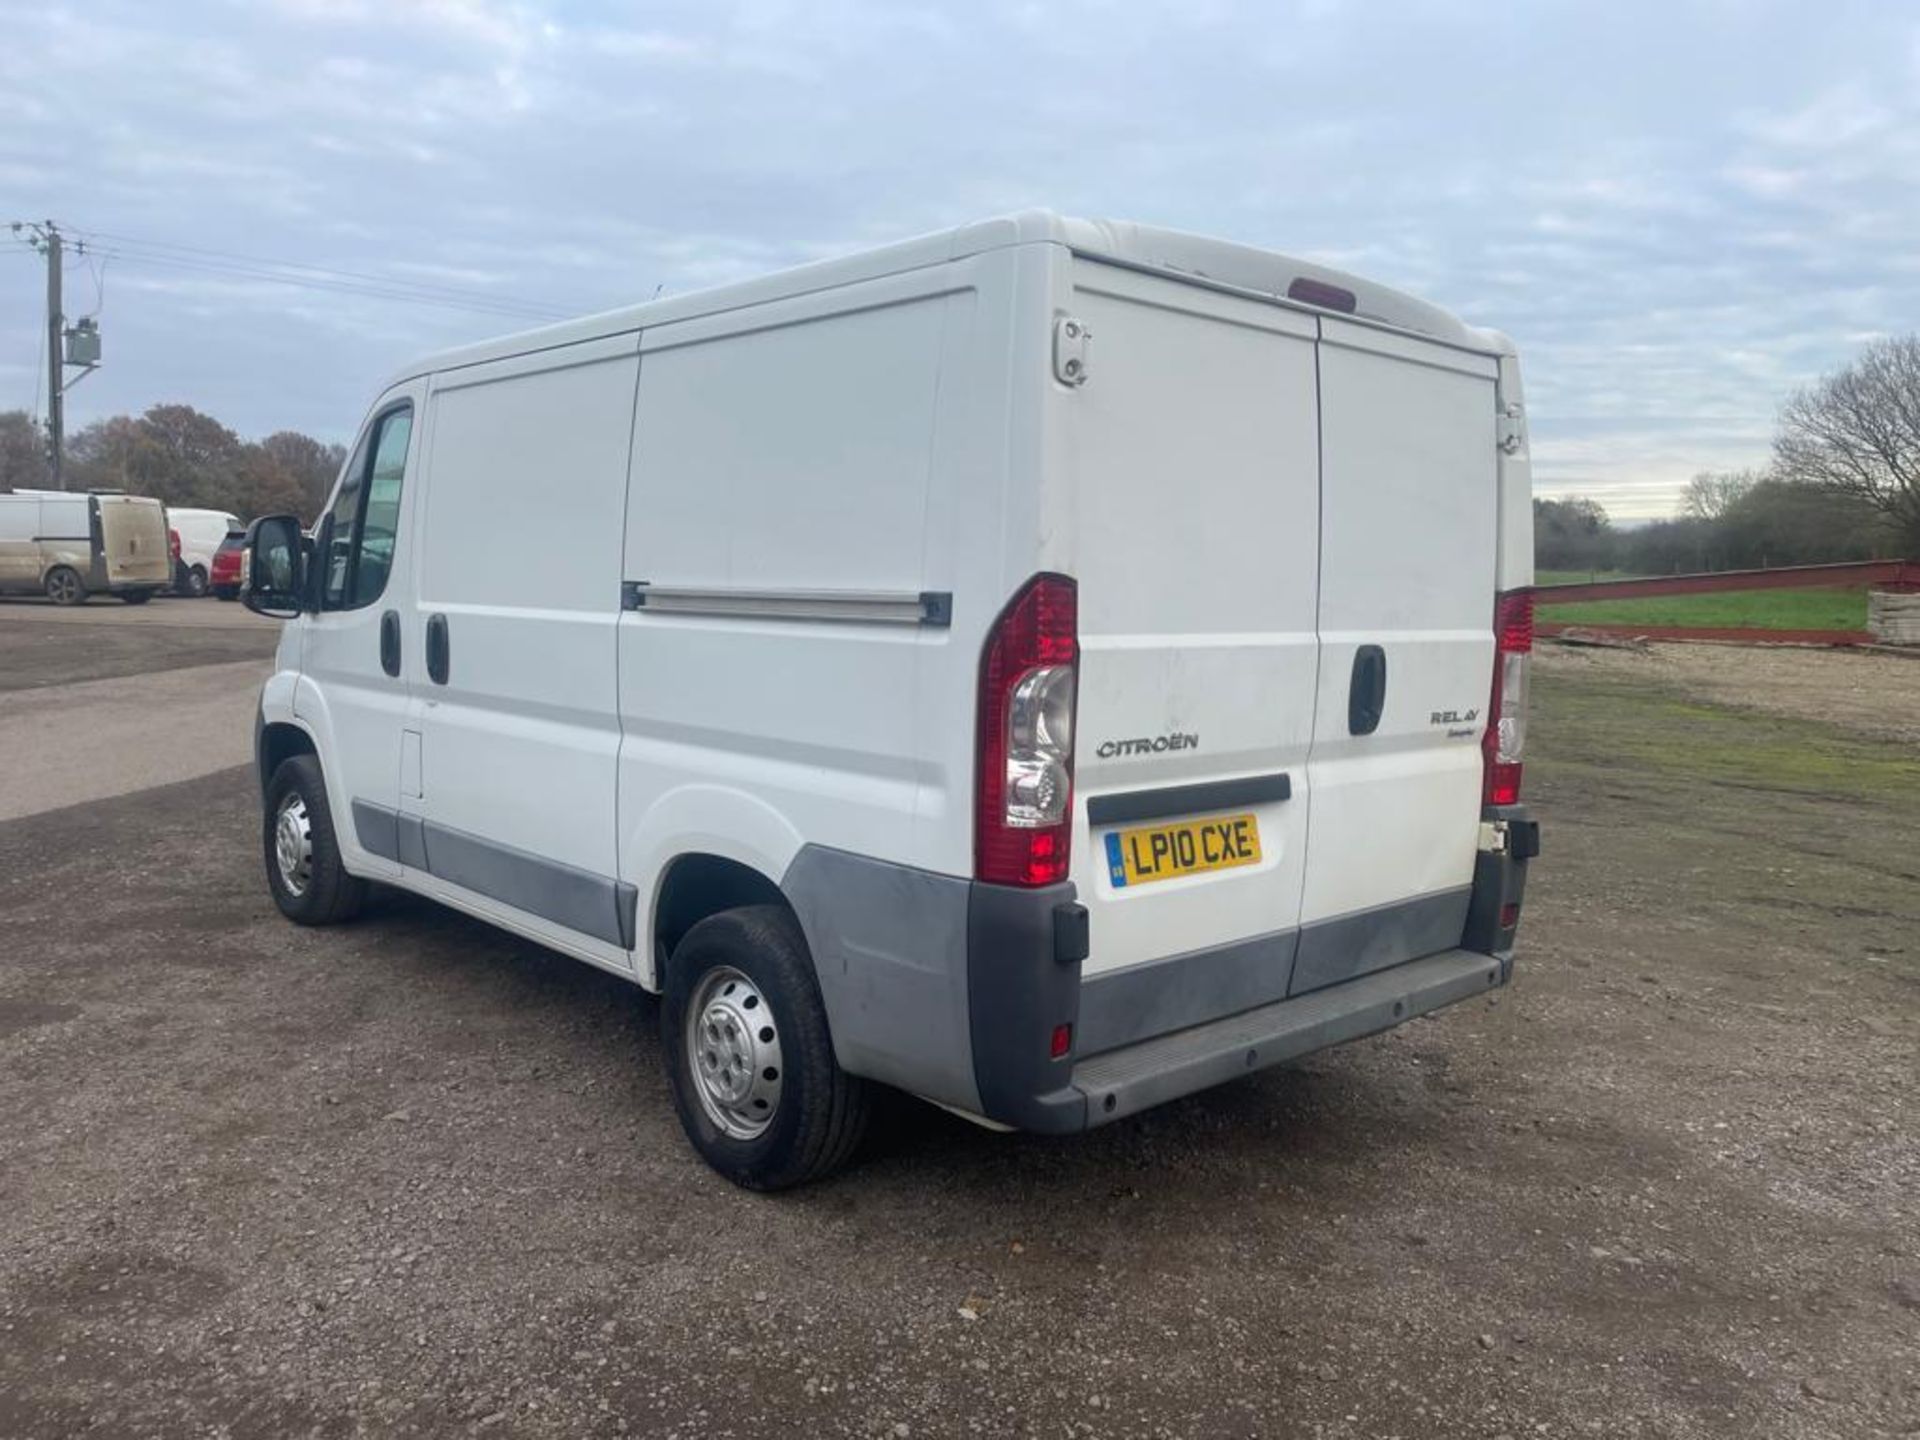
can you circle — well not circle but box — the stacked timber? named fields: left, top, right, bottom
left=1868, top=589, right=1920, bottom=646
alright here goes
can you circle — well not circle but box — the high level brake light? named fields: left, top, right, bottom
left=1483, top=589, right=1533, bottom=806
left=976, top=574, right=1079, bottom=887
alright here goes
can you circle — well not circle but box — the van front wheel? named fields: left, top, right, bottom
left=264, top=755, right=366, bottom=925
left=662, top=905, right=870, bottom=1190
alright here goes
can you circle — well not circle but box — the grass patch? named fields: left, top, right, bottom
left=1533, top=664, right=1920, bottom=806
left=1539, top=585, right=1868, bottom=632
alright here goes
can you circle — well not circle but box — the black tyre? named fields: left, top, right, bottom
left=184, top=565, right=209, bottom=598
left=213, top=585, right=239, bottom=601
left=662, top=905, right=870, bottom=1190
left=44, top=566, right=87, bottom=605
left=119, top=589, right=154, bottom=605
left=264, top=754, right=367, bottom=925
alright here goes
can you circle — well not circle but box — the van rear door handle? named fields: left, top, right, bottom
left=425, top=613, right=450, bottom=686
left=379, top=610, right=401, bottom=677
left=1348, top=644, right=1386, bottom=736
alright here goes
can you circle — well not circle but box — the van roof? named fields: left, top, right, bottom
left=391, top=211, right=1509, bottom=388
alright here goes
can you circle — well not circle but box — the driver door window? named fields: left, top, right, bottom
left=322, top=405, right=413, bottom=611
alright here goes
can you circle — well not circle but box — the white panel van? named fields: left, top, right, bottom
left=242, top=213, right=1538, bottom=1189
left=166, top=506, right=241, bottom=596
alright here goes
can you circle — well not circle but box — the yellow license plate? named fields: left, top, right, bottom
left=1104, top=813, right=1262, bottom=888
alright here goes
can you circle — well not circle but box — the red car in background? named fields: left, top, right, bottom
left=209, top=529, right=246, bottom=600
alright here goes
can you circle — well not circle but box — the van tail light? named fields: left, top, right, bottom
left=1483, top=588, right=1533, bottom=806
left=976, top=573, right=1079, bottom=887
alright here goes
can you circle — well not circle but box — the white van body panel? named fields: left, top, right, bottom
left=169, top=507, right=240, bottom=575
left=261, top=212, right=1535, bottom=1134
left=617, top=265, right=983, bottom=893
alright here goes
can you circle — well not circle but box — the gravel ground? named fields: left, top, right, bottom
left=0, top=603, right=277, bottom=692
left=1537, top=639, right=1920, bottom=747
left=0, top=641, right=1915, bottom=1438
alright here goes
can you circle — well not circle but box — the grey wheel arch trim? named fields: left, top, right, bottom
left=782, top=844, right=983, bottom=1115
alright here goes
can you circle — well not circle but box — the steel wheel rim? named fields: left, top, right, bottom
left=274, top=793, right=313, bottom=897
left=685, top=965, right=784, bottom=1140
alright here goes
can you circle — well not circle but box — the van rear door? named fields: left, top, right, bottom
left=1058, top=262, right=1321, bottom=1054
left=96, top=496, right=172, bottom=588
left=1292, top=320, right=1499, bottom=994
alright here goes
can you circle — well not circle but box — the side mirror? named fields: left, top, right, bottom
left=241, top=514, right=306, bottom=619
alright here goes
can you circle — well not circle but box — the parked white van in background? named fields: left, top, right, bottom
left=243, top=213, right=1538, bottom=1188
left=0, top=490, right=173, bottom=604
left=167, top=506, right=241, bottom=596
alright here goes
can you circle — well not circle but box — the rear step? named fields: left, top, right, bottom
left=1073, top=948, right=1505, bottom=1125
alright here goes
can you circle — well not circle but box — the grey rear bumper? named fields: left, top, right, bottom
left=1071, top=947, right=1504, bottom=1127
left=783, top=805, right=1533, bottom=1135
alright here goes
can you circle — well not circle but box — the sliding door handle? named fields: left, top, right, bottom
left=425, top=613, right=449, bottom=686
left=379, top=610, right=401, bottom=677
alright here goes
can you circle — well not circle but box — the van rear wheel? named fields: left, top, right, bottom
left=44, top=567, right=86, bottom=605
left=264, top=755, right=367, bottom=925
left=662, top=905, right=870, bottom=1190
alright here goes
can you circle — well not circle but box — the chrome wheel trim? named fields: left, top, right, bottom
left=685, top=964, right=784, bottom=1141
left=273, top=793, right=314, bottom=898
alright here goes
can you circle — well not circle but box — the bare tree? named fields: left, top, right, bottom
left=259, top=430, right=348, bottom=521
left=1774, top=336, right=1920, bottom=555
left=0, top=410, right=50, bottom=490
left=1680, top=469, right=1756, bottom=521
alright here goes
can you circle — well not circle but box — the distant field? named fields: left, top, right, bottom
left=1535, top=568, right=1638, bottom=587
left=1539, top=584, right=1870, bottom=632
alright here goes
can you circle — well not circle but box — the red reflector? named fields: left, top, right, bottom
left=1486, top=763, right=1523, bottom=807
left=1499, top=902, right=1520, bottom=929
left=1286, top=276, right=1358, bottom=313
left=1049, top=1024, right=1072, bottom=1060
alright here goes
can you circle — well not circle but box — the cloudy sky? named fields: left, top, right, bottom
left=3, top=0, right=1916, bottom=519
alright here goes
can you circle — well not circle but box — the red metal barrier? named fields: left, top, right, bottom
left=1539, top=621, right=1874, bottom=646
left=1537, top=559, right=1919, bottom=604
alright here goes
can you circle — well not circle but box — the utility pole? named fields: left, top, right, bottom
left=44, top=221, right=63, bottom=489
left=9, top=220, right=99, bottom=490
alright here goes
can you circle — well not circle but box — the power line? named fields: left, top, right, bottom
left=80, top=249, right=107, bottom=320
left=71, top=227, right=576, bottom=323
left=89, top=244, right=573, bottom=323
left=76, top=226, right=564, bottom=309
left=28, top=314, right=43, bottom=421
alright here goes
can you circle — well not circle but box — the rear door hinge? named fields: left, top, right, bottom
left=1497, top=402, right=1526, bottom=456
left=1053, top=315, right=1091, bottom=387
